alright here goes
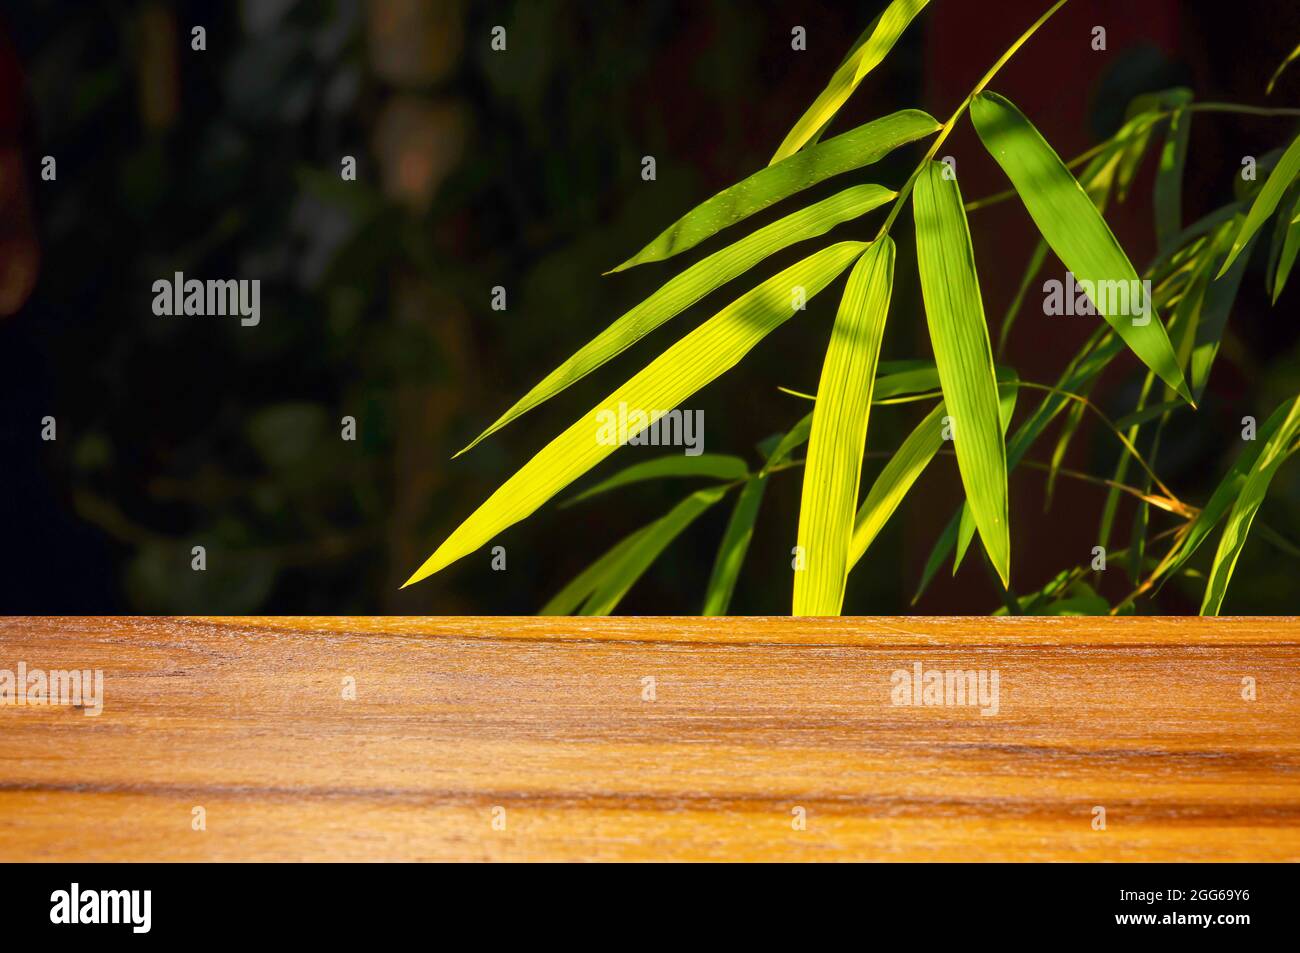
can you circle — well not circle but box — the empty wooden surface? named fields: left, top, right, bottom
left=0, top=616, right=1297, bottom=861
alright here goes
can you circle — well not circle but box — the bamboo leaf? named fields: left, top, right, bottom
left=950, top=373, right=1019, bottom=572
left=999, top=144, right=1121, bottom=354
left=1114, top=398, right=1185, bottom=430
left=1270, top=188, right=1300, bottom=303
left=540, top=523, right=656, bottom=615
left=1200, top=396, right=1300, bottom=615
left=1267, top=42, right=1300, bottom=95
left=459, top=185, right=893, bottom=454
left=1218, top=130, right=1300, bottom=277
left=847, top=401, right=941, bottom=568
left=582, top=486, right=729, bottom=615
left=404, top=241, right=866, bottom=587
left=609, top=110, right=938, bottom=272
left=914, top=161, right=1010, bottom=585
left=1150, top=399, right=1294, bottom=590
left=794, top=238, right=895, bottom=615
left=770, top=0, right=931, bottom=164
left=760, top=413, right=813, bottom=473
left=702, top=477, right=767, bottom=615
left=853, top=378, right=1017, bottom=577
left=1114, top=95, right=1164, bottom=202
left=562, top=453, right=748, bottom=506
left=933, top=332, right=1124, bottom=592
left=1192, top=223, right=1254, bottom=399
left=1154, top=94, right=1192, bottom=252
left=970, top=91, right=1193, bottom=405
left=913, top=509, right=961, bottom=603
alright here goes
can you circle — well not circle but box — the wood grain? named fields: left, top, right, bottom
left=0, top=616, right=1297, bottom=861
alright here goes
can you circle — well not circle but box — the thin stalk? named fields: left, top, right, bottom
left=874, top=0, right=1071, bottom=242
left=1015, top=381, right=1184, bottom=507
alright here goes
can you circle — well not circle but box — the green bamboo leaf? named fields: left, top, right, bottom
left=1114, top=398, right=1185, bottom=431
left=970, top=91, right=1193, bottom=405
left=609, top=110, right=938, bottom=273
left=459, top=185, right=894, bottom=455
left=780, top=361, right=943, bottom=405
left=761, top=360, right=944, bottom=477
left=759, top=413, right=812, bottom=473
left=913, top=509, right=961, bottom=604
left=871, top=360, right=940, bottom=400
left=770, top=0, right=931, bottom=164
left=1191, top=223, right=1254, bottom=399
left=1147, top=198, right=1248, bottom=277
left=1218, top=131, right=1300, bottom=277
left=1150, top=399, right=1295, bottom=592
left=999, top=145, right=1122, bottom=354
left=540, top=523, right=656, bottom=615
left=1200, top=396, right=1300, bottom=615
left=851, top=379, right=1018, bottom=574
left=1114, top=95, right=1164, bottom=202
left=702, top=477, right=767, bottom=615
left=561, top=453, right=748, bottom=507
left=582, top=486, right=729, bottom=615
left=794, top=238, right=895, bottom=615
left=937, top=332, right=1124, bottom=590
left=848, top=402, right=942, bottom=568
left=950, top=373, right=1020, bottom=573
left=1154, top=94, right=1192, bottom=252
left=1270, top=188, right=1300, bottom=303
left=913, top=161, right=1010, bottom=585
left=1267, top=42, right=1300, bottom=95
left=404, top=241, right=866, bottom=587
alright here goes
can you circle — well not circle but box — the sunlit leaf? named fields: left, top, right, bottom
left=562, top=453, right=748, bottom=506
left=1270, top=187, right=1300, bottom=303
left=794, top=238, right=894, bottom=615
left=1148, top=399, right=1294, bottom=591
left=1218, top=130, right=1300, bottom=277
left=702, top=477, right=767, bottom=615
left=405, top=242, right=866, bottom=586
left=931, top=331, right=1123, bottom=593
left=582, top=486, right=729, bottom=615
left=609, top=110, right=938, bottom=272
left=849, top=400, right=946, bottom=569
left=951, top=371, right=1019, bottom=572
left=971, top=91, right=1193, bottom=404
left=1201, top=396, right=1300, bottom=615
left=914, top=160, right=1010, bottom=584
left=1191, top=222, right=1254, bottom=398
left=459, top=185, right=894, bottom=454
left=540, top=523, right=656, bottom=615
left=770, top=0, right=931, bottom=163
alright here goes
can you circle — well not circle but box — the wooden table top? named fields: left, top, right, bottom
left=1, top=616, right=1297, bottom=861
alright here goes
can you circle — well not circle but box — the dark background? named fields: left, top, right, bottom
left=1, top=0, right=1297, bottom=615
